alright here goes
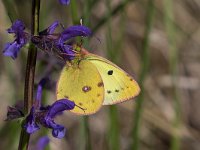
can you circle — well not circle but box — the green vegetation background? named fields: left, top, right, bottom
left=0, top=0, right=200, bottom=150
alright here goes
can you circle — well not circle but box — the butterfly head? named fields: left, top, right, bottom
left=65, top=44, right=90, bottom=66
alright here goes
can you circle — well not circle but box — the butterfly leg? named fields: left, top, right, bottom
left=75, top=104, right=87, bottom=113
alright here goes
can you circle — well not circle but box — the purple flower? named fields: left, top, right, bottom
left=5, top=105, right=24, bottom=121
left=3, top=20, right=29, bottom=59
left=24, top=78, right=75, bottom=138
left=60, top=25, right=92, bottom=42
left=24, top=107, right=40, bottom=134
left=36, top=136, right=50, bottom=150
left=58, top=25, right=91, bottom=60
left=32, top=21, right=92, bottom=61
left=59, top=0, right=70, bottom=5
left=39, top=21, right=59, bottom=35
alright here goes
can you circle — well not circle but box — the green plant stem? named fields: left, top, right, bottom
left=163, top=1, right=181, bottom=150
left=108, top=106, right=119, bottom=150
left=105, top=0, right=120, bottom=149
left=79, top=117, right=91, bottom=150
left=18, top=0, right=40, bottom=150
left=132, top=0, right=155, bottom=150
left=70, top=0, right=79, bottom=24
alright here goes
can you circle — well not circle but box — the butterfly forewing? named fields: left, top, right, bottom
left=85, top=54, right=140, bottom=105
left=56, top=60, right=104, bottom=115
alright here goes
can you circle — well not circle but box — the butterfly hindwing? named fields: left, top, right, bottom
left=85, top=54, right=140, bottom=105
left=56, top=60, right=104, bottom=115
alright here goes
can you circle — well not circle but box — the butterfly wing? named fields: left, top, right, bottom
left=85, top=54, right=140, bottom=105
left=56, top=60, right=104, bottom=115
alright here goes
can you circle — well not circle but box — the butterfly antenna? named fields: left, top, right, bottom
left=95, top=36, right=101, bottom=44
left=59, top=52, right=80, bottom=57
left=80, top=18, right=83, bottom=26
left=79, top=19, right=85, bottom=45
left=59, top=23, right=65, bottom=31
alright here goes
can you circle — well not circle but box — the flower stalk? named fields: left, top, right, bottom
left=18, top=0, right=40, bottom=149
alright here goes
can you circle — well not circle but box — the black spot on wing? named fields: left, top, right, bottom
left=97, top=82, right=104, bottom=87
left=107, top=90, right=112, bottom=94
left=97, top=93, right=101, bottom=97
left=107, top=70, right=113, bottom=75
left=115, top=89, right=119, bottom=92
left=82, top=86, right=92, bottom=92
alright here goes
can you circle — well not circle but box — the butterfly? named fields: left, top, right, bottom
left=31, top=24, right=140, bottom=115
left=56, top=46, right=140, bottom=115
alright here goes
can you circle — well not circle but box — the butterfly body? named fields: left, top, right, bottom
left=56, top=47, right=140, bottom=115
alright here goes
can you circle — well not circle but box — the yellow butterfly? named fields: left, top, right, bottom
left=56, top=46, right=140, bottom=115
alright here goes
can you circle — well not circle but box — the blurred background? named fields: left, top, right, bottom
left=0, top=0, right=200, bottom=150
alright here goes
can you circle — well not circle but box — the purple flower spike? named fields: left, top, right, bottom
left=60, top=25, right=92, bottom=41
left=36, top=136, right=50, bottom=150
left=32, top=21, right=92, bottom=62
left=59, top=0, right=70, bottom=5
left=41, top=99, right=75, bottom=138
left=3, top=20, right=29, bottom=59
left=24, top=107, right=40, bottom=134
left=24, top=78, right=75, bottom=138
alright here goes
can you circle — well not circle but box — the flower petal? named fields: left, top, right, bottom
left=60, top=25, right=92, bottom=41
left=56, top=43, right=75, bottom=61
left=62, top=45, right=75, bottom=60
left=48, top=21, right=59, bottom=34
left=59, top=0, right=70, bottom=5
left=4, top=20, right=29, bottom=59
left=3, top=42, right=21, bottom=59
left=36, top=136, right=50, bottom=150
left=43, top=116, right=66, bottom=139
left=7, top=20, right=25, bottom=34
left=35, top=77, right=49, bottom=108
left=50, top=121, right=66, bottom=139
left=39, top=21, right=59, bottom=35
left=5, top=106, right=24, bottom=121
left=47, top=99, right=75, bottom=118
left=36, top=99, right=74, bottom=138
left=24, top=107, right=40, bottom=134
left=52, top=126, right=66, bottom=139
